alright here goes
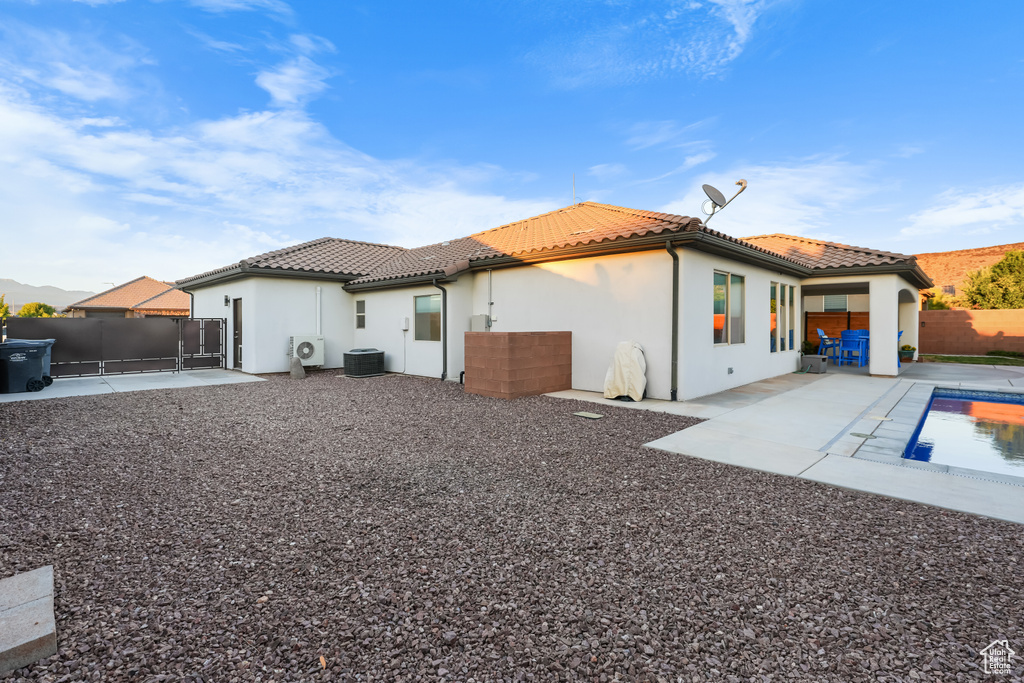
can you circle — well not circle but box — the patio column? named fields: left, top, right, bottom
left=868, top=275, right=899, bottom=376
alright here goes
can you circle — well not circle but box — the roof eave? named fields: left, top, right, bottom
left=178, top=265, right=362, bottom=290
left=807, top=263, right=934, bottom=289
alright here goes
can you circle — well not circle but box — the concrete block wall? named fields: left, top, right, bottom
left=464, top=331, right=571, bottom=399
left=919, top=309, right=1024, bottom=355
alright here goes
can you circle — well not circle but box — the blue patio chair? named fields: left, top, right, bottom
left=897, top=330, right=903, bottom=369
left=838, top=330, right=868, bottom=367
left=816, top=328, right=838, bottom=362
left=853, top=329, right=870, bottom=363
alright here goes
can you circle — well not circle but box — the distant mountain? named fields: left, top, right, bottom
left=0, top=279, right=96, bottom=313
left=916, top=242, right=1024, bottom=294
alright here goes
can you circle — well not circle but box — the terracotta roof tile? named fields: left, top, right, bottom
left=68, top=276, right=176, bottom=310
left=741, top=234, right=916, bottom=269
left=177, top=237, right=406, bottom=285
left=132, top=288, right=190, bottom=312
left=349, top=202, right=801, bottom=285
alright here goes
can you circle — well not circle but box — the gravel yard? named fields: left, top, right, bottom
left=1, top=371, right=1022, bottom=682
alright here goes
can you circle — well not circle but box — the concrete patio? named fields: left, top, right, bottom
left=548, top=361, right=1024, bottom=524
left=0, top=368, right=264, bottom=403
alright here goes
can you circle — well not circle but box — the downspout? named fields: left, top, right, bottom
left=187, top=291, right=194, bottom=319
left=432, top=279, right=448, bottom=380
left=666, top=241, right=679, bottom=401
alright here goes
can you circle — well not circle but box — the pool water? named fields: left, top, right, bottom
left=904, top=389, right=1024, bottom=478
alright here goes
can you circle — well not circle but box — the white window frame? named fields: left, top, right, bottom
left=714, top=270, right=745, bottom=346
left=355, top=299, right=366, bottom=329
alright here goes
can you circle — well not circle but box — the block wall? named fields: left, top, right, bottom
left=919, top=310, right=1024, bottom=355
left=464, top=331, right=572, bottom=399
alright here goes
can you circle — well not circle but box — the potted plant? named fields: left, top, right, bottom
left=899, top=344, right=916, bottom=362
left=801, top=340, right=818, bottom=356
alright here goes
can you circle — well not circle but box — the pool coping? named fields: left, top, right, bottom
left=846, top=382, right=1024, bottom=488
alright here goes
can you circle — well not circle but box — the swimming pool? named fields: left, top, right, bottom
left=904, top=389, right=1024, bottom=478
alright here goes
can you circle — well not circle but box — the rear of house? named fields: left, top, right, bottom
left=179, top=202, right=930, bottom=400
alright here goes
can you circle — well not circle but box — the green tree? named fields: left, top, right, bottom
left=0, top=294, right=9, bottom=319
left=960, top=251, right=1024, bottom=310
left=17, top=302, right=58, bottom=318
left=925, top=288, right=953, bottom=310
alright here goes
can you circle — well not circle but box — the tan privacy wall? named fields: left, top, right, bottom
left=805, top=312, right=871, bottom=342
left=464, top=331, right=571, bottom=399
left=919, top=310, right=1024, bottom=355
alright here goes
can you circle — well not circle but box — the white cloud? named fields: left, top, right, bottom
left=588, top=163, right=628, bottom=180
left=255, top=56, right=331, bottom=106
left=661, top=157, right=879, bottom=240
left=0, top=22, right=147, bottom=101
left=529, top=0, right=777, bottom=87
left=0, top=78, right=554, bottom=289
left=901, top=184, right=1024, bottom=238
left=187, top=0, right=293, bottom=17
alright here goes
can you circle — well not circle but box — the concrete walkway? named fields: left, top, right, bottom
left=0, top=368, right=263, bottom=403
left=549, top=362, right=1024, bottom=525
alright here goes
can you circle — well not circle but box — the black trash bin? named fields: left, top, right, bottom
left=7, top=339, right=56, bottom=385
left=0, top=340, right=49, bottom=393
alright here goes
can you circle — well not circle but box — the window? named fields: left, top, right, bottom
left=769, top=282, right=778, bottom=352
left=788, top=285, right=795, bottom=350
left=355, top=300, right=365, bottom=329
left=414, top=294, right=441, bottom=341
left=941, top=285, right=956, bottom=296
left=714, top=271, right=745, bottom=345
left=823, top=294, right=848, bottom=312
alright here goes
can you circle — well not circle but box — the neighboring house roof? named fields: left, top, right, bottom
left=67, top=276, right=185, bottom=311
left=177, top=237, right=406, bottom=287
left=914, top=241, right=1024, bottom=292
left=133, top=287, right=191, bottom=312
left=178, top=202, right=932, bottom=291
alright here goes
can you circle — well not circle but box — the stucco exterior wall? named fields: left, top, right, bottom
left=468, top=251, right=675, bottom=399
left=351, top=283, right=461, bottom=378
left=191, top=277, right=351, bottom=374
left=678, top=250, right=802, bottom=400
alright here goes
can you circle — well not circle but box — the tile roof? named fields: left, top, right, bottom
left=741, top=234, right=917, bottom=269
left=132, top=287, right=190, bottom=312
left=177, top=237, right=406, bottom=285
left=68, top=276, right=178, bottom=310
left=349, top=202, right=804, bottom=285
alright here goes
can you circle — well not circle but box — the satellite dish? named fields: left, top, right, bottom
left=702, top=184, right=727, bottom=208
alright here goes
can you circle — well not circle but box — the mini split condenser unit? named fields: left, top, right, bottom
left=289, top=335, right=325, bottom=366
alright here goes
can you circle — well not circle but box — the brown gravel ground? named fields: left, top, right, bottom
left=1, top=371, right=1022, bottom=682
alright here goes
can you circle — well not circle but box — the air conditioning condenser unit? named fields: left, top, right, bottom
left=289, top=335, right=325, bottom=366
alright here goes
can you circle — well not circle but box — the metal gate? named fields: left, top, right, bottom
left=3, top=317, right=226, bottom=378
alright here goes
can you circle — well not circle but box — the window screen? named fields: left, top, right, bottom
left=414, top=294, right=441, bottom=341
left=823, top=294, right=848, bottom=312
left=355, top=300, right=365, bottom=329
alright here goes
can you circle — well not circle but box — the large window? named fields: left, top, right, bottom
left=414, top=294, right=441, bottom=341
left=788, top=285, right=795, bottom=350
left=355, top=300, right=365, bottom=329
left=714, top=271, right=744, bottom=345
left=771, top=283, right=797, bottom=352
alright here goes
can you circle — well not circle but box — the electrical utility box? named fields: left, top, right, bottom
left=470, top=314, right=490, bottom=332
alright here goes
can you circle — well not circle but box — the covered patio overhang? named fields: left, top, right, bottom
left=801, top=273, right=920, bottom=377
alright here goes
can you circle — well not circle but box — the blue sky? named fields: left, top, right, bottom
left=1, top=0, right=1022, bottom=291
